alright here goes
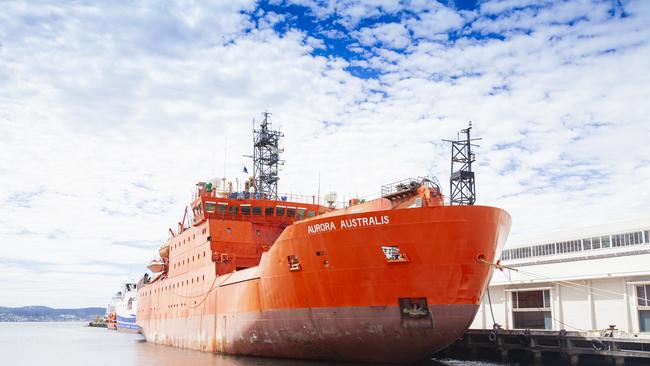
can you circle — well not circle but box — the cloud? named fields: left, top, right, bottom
left=406, top=4, right=467, bottom=38
left=355, top=22, right=411, bottom=49
left=1, top=0, right=649, bottom=307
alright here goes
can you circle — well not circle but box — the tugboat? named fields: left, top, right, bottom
left=137, top=114, right=510, bottom=363
left=105, top=290, right=121, bottom=330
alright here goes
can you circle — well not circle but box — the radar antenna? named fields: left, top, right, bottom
left=443, top=122, right=481, bottom=205
left=251, top=111, right=284, bottom=199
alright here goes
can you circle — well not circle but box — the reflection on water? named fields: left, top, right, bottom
left=0, top=322, right=498, bottom=366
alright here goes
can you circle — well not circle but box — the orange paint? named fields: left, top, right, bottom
left=137, top=184, right=511, bottom=362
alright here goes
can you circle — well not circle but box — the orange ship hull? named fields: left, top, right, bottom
left=138, top=204, right=510, bottom=363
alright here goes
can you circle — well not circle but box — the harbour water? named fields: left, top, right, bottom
left=0, top=322, right=498, bottom=366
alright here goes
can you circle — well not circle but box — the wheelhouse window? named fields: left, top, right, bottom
left=229, top=206, right=238, bottom=215
left=264, top=207, right=274, bottom=216
left=217, top=202, right=228, bottom=214
left=297, top=208, right=306, bottom=220
left=252, top=206, right=262, bottom=215
left=286, top=207, right=296, bottom=218
left=204, top=202, right=216, bottom=213
left=276, top=206, right=285, bottom=216
left=241, top=204, right=251, bottom=215
left=511, top=289, right=552, bottom=330
left=307, top=210, right=316, bottom=218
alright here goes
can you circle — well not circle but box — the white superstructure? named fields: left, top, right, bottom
left=471, top=220, right=650, bottom=334
left=114, top=281, right=138, bottom=333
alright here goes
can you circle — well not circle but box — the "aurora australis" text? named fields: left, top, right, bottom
left=307, top=215, right=390, bottom=234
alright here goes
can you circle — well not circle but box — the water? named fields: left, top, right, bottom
left=0, top=322, right=499, bottom=366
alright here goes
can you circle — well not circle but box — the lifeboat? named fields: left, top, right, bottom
left=158, top=243, right=169, bottom=258
left=147, top=258, right=165, bottom=273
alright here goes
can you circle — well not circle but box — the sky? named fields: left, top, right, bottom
left=1, top=0, right=649, bottom=308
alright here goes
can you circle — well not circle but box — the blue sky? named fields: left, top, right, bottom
left=0, top=0, right=649, bottom=307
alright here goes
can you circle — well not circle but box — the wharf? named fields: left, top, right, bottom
left=436, top=328, right=650, bottom=366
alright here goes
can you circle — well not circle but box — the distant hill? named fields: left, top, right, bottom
left=0, top=306, right=105, bottom=322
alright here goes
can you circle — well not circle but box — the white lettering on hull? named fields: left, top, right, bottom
left=307, top=215, right=390, bottom=234
left=340, top=215, right=389, bottom=229
left=307, top=221, right=337, bottom=234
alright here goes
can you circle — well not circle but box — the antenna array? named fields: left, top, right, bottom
left=252, top=111, right=284, bottom=199
left=444, top=122, right=481, bottom=205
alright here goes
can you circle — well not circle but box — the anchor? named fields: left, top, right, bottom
left=402, top=303, right=428, bottom=318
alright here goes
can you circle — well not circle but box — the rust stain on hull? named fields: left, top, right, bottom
left=141, top=304, right=478, bottom=363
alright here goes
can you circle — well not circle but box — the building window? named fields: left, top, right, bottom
left=612, top=231, right=644, bottom=247
left=511, top=290, right=552, bottom=330
left=637, top=285, right=650, bottom=332
left=557, top=240, right=581, bottom=253
left=501, top=250, right=510, bottom=261
left=591, top=236, right=601, bottom=249
left=601, top=235, right=611, bottom=248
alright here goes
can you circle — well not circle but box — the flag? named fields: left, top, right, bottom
left=243, top=166, right=248, bottom=174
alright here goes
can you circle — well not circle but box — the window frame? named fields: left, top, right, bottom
left=204, top=201, right=217, bottom=213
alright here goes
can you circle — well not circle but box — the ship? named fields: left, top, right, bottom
left=106, top=307, right=116, bottom=330
left=105, top=288, right=123, bottom=330
left=137, top=114, right=511, bottom=363
left=114, top=281, right=139, bottom=333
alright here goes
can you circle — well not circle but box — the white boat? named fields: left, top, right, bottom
left=114, top=281, right=139, bottom=333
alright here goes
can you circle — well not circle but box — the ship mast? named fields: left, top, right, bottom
left=251, top=111, right=284, bottom=199
left=444, top=122, right=481, bottom=205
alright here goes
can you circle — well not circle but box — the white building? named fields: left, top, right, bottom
left=471, top=220, right=650, bottom=334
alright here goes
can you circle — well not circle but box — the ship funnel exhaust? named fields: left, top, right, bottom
left=444, top=122, right=481, bottom=205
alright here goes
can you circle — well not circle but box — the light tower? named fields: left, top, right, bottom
left=444, top=122, right=481, bottom=205
left=251, top=111, right=284, bottom=199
